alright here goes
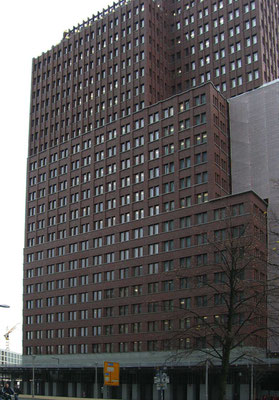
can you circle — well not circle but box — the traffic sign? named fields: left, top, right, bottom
left=104, top=361, right=120, bottom=386
left=154, top=371, right=170, bottom=390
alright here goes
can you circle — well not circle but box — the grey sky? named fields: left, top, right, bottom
left=0, top=0, right=113, bottom=353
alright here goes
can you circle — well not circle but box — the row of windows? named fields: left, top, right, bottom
left=25, top=275, right=227, bottom=308
left=27, top=241, right=257, bottom=283
left=27, top=224, right=259, bottom=267
left=27, top=263, right=260, bottom=300
left=33, top=52, right=145, bottom=97
left=29, top=129, right=208, bottom=179
left=172, top=31, right=258, bottom=93
left=28, top=162, right=210, bottom=208
left=175, top=3, right=256, bottom=28
left=32, top=73, right=145, bottom=106
left=28, top=329, right=267, bottom=356
left=26, top=222, right=250, bottom=267
left=28, top=180, right=209, bottom=213
left=192, top=70, right=259, bottom=92
left=33, top=2, right=146, bottom=69
left=26, top=288, right=247, bottom=323
left=28, top=328, right=262, bottom=355
left=26, top=303, right=249, bottom=345
left=174, top=0, right=254, bottom=17
left=31, top=96, right=207, bottom=143
left=31, top=193, right=247, bottom=242
left=30, top=156, right=210, bottom=204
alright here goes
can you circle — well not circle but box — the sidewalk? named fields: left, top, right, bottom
left=20, top=396, right=118, bottom=400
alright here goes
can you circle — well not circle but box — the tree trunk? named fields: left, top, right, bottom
left=218, top=345, right=231, bottom=400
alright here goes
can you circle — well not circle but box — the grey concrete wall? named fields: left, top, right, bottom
left=229, top=79, right=279, bottom=206
left=229, top=80, right=279, bottom=352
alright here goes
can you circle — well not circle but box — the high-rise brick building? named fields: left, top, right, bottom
left=165, top=0, right=279, bottom=97
left=23, top=0, right=274, bottom=397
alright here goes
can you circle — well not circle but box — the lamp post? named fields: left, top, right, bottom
left=52, top=357, right=60, bottom=396
left=250, top=363, right=254, bottom=400
left=32, top=355, right=35, bottom=399
left=205, top=359, right=209, bottom=400
left=94, top=362, right=98, bottom=398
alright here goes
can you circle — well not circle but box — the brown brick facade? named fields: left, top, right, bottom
left=24, top=0, right=271, bottom=357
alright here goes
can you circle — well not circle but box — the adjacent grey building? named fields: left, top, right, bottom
left=229, top=79, right=279, bottom=208
left=229, top=79, right=279, bottom=352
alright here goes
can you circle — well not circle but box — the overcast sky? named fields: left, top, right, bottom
left=0, top=0, right=113, bottom=354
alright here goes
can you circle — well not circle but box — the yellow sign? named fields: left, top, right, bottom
left=104, top=361, right=120, bottom=386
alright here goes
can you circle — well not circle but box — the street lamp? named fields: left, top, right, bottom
left=250, top=363, right=254, bottom=400
left=205, top=359, right=209, bottom=400
left=0, top=305, right=10, bottom=308
left=94, top=362, right=98, bottom=398
left=31, top=355, right=36, bottom=399
left=52, top=357, right=60, bottom=396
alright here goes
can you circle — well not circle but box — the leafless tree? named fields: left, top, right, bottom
left=169, top=212, right=277, bottom=400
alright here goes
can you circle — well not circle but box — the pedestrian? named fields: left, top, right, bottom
left=13, top=384, right=20, bottom=400
left=3, top=383, right=14, bottom=400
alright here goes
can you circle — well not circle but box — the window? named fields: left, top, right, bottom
left=180, top=298, right=191, bottom=309
left=180, top=157, right=191, bottom=169
left=149, top=112, right=159, bottom=124
left=148, top=263, right=159, bottom=274
left=149, top=186, right=160, bottom=198
left=179, top=277, right=189, bottom=289
left=163, top=240, right=174, bottom=251
left=148, top=243, right=159, bottom=255
left=197, top=192, right=208, bottom=204
left=196, top=274, right=207, bottom=287
left=120, top=249, right=129, bottom=260
left=163, top=181, right=174, bottom=193
left=149, top=167, right=160, bottom=179
left=196, top=171, right=208, bottom=184
left=163, top=220, right=174, bottom=232
left=214, top=271, right=226, bottom=283
left=195, top=132, right=207, bottom=145
left=196, top=152, right=207, bottom=165
left=163, top=280, right=174, bottom=292
left=164, top=162, right=174, bottom=174
left=149, top=130, right=159, bottom=142
left=214, top=293, right=225, bottom=305
left=196, top=212, right=208, bottom=224
left=180, top=216, right=191, bottom=228
left=119, top=268, right=129, bottom=279
left=232, top=203, right=244, bottom=216
left=214, top=208, right=226, bottom=220
left=149, top=148, right=159, bottom=160
left=180, top=138, right=190, bottom=150
left=133, top=247, right=143, bottom=257
left=214, top=229, right=226, bottom=241
left=180, top=176, right=191, bottom=189
left=195, top=295, right=207, bottom=307
left=163, top=144, right=174, bottom=155
left=163, top=260, right=174, bottom=272
left=232, top=225, right=245, bottom=238
left=194, top=113, right=206, bottom=125
left=148, top=224, right=159, bottom=235
left=149, top=205, right=159, bottom=216
left=180, top=236, right=191, bottom=248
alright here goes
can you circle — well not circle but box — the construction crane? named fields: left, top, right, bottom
left=4, top=324, right=18, bottom=351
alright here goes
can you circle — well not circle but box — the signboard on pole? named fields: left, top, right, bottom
left=154, top=371, right=170, bottom=391
left=104, top=361, right=120, bottom=386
